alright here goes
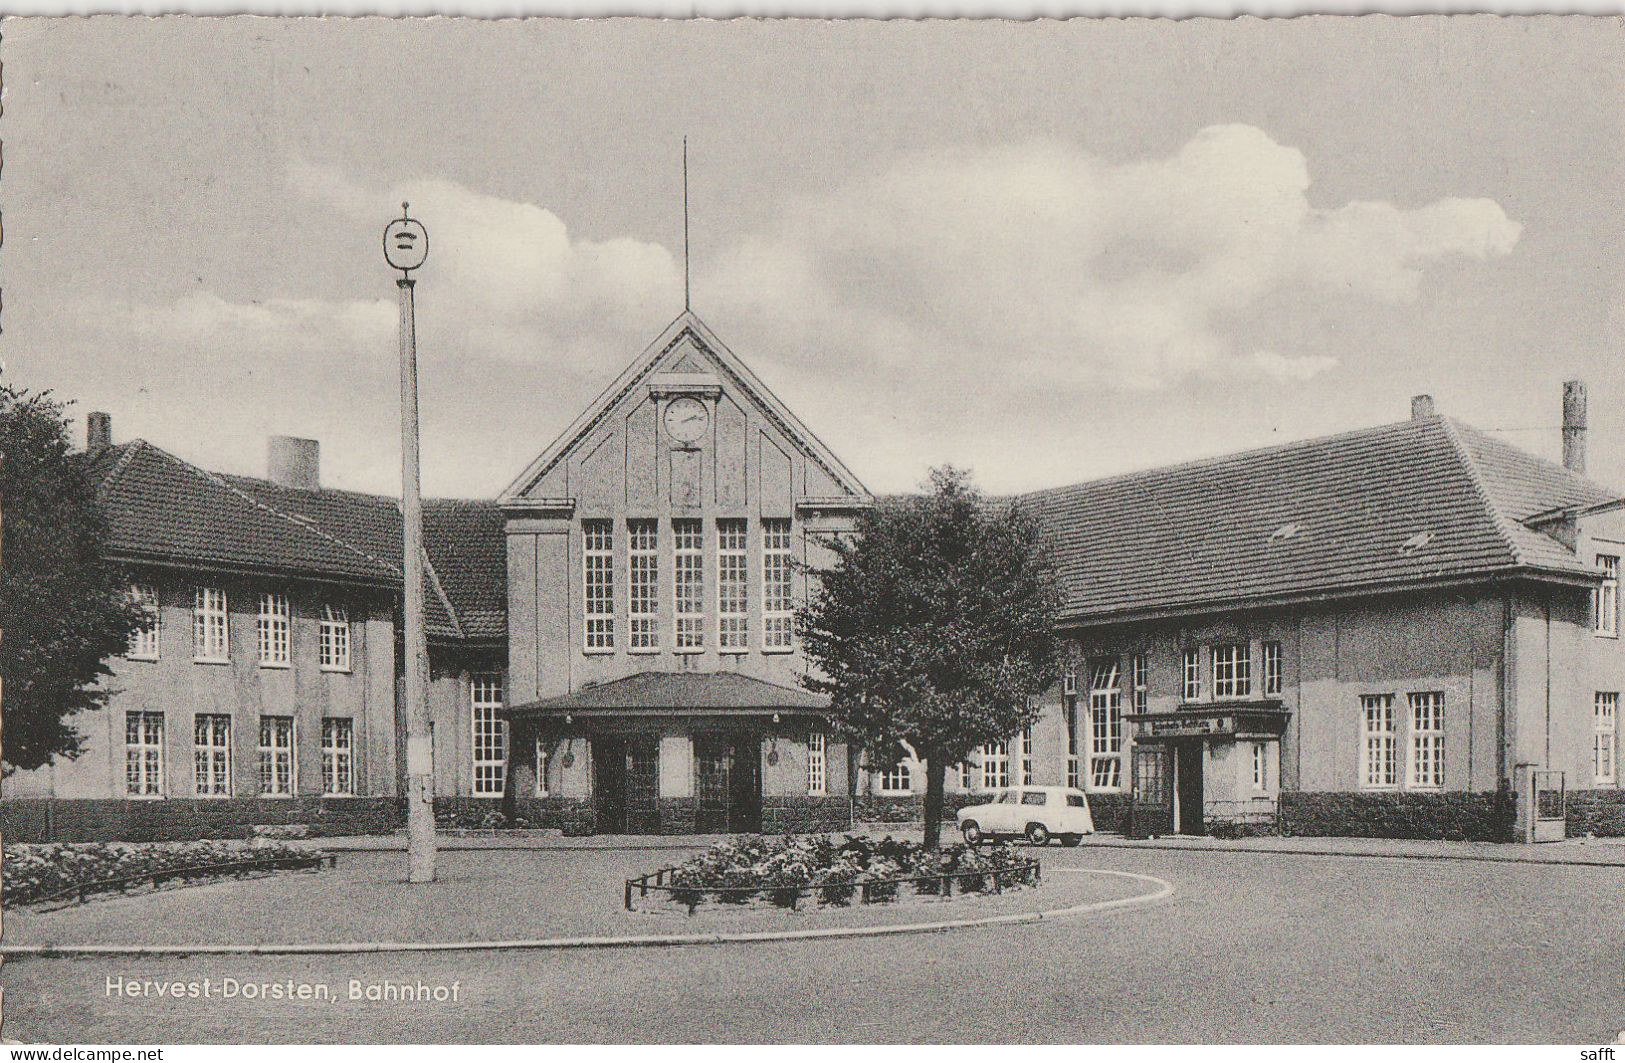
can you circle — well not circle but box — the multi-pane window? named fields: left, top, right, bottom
left=1021, top=723, right=1036, bottom=785
left=1262, top=641, right=1283, bottom=697
left=321, top=717, right=355, bottom=796
left=125, top=711, right=164, bottom=796
left=192, top=586, right=229, bottom=661
left=1409, top=692, right=1445, bottom=789
left=319, top=604, right=351, bottom=672
left=129, top=583, right=160, bottom=660
left=1181, top=649, right=1200, bottom=701
left=674, top=519, right=705, bottom=651
left=1212, top=643, right=1252, bottom=699
left=534, top=735, right=550, bottom=797
left=471, top=675, right=507, bottom=796
left=583, top=520, right=615, bottom=651
left=258, top=716, right=295, bottom=796
left=762, top=519, right=794, bottom=651
left=628, top=519, right=659, bottom=651
left=807, top=732, right=827, bottom=796
left=1088, top=658, right=1123, bottom=790
left=1597, top=555, right=1620, bottom=637
left=1594, top=692, right=1618, bottom=786
left=980, top=741, right=1010, bottom=790
left=1130, top=653, right=1149, bottom=714
left=1252, top=742, right=1268, bottom=791
left=879, top=761, right=912, bottom=794
left=193, top=714, right=230, bottom=796
left=257, top=592, right=290, bottom=666
left=717, top=519, right=749, bottom=651
left=1360, top=694, right=1398, bottom=790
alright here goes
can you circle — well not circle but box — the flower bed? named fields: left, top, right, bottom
left=628, top=835, right=1039, bottom=913
left=4, top=840, right=332, bottom=907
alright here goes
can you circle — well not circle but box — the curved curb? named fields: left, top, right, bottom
left=0, top=869, right=1173, bottom=958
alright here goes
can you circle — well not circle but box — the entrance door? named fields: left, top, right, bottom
left=593, top=736, right=660, bottom=834
left=593, top=737, right=628, bottom=834
left=1173, top=740, right=1206, bottom=836
left=695, top=733, right=762, bottom=833
left=1129, top=745, right=1173, bottom=838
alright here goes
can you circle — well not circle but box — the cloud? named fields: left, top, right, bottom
left=702, top=124, right=1522, bottom=392
left=57, top=128, right=1521, bottom=495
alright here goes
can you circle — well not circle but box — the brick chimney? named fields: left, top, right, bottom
left=1411, top=394, right=1436, bottom=420
left=1563, top=380, right=1587, bottom=475
left=267, top=436, right=320, bottom=491
left=86, top=411, right=112, bottom=451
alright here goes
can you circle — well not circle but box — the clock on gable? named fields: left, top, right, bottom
left=663, top=396, right=709, bottom=445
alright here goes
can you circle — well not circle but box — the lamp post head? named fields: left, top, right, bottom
left=383, top=202, right=429, bottom=274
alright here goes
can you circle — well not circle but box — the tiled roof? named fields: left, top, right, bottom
left=92, top=441, right=506, bottom=642
left=507, top=670, right=830, bottom=716
left=1015, top=415, right=1620, bottom=625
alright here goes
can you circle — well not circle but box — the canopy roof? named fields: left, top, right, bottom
left=505, top=670, right=831, bottom=718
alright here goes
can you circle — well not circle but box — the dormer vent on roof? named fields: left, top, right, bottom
left=1400, top=530, right=1434, bottom=554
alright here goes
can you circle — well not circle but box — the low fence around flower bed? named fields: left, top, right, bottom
left=31, top=853, right=339, bottom=908
left=626, top=858, right=1041, bottom=914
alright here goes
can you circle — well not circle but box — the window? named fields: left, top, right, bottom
left=1252, top=742, right=1268, bottom=791
left=1182, top=649, right=1200, bottom=701
left=1130, top=653, right=1149, bottom=714
left=717, top=519, right=749, bottom=651
left=807, top=732, right=827, bottom=796
left=125, top=711, right=164, bottom=797
left=257, top=592, right=290, bottom=667
left=879, top=761, right=912, bottom=794
left=1021, top=791, right=1046, bottom=806
left=1409, top=692, right=1445, bottom=789
left=1088, top=658, right=1123, bottom=790
left=1021, top=723, right=1036, bottom=785
left=1597, top=555, right=1620, bottom=637
left=980, top=741, right=1010, bottom=790
left=129, top=583, right=160, bottom=660
left=762, top=519, right=793, bottom=651
left=321, top=718, right=355, bottom=796
left=628, top=520, right=659, bottom=651
left=1212, top=643, right=1251, bottom=699
left=1595, top=692, right=1618, bottom=786
left=319, top=604, right=351, bottom=672
left=1360, top=694, right=1397, bottom=790
left=955, top=762, right=972, bottom=790
left=583, top=520, right=615, bottom=651
left=1262, top=641, right=1283, bottom=697
left=534, top=735, right=550, bottom=797
left=192, top=586, right=229, bottom=661
left=1066, top=793, right=1087, bottom=808
left=471, top=675, right=507, bottom=796
left=674, top=519, right=705, bottom=652
left=258, top=716, right=295, bottom=796
left=193, top=714, right=230, bottom=796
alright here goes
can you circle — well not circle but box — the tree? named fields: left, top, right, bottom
left=0, top=386, right=145, bottom=773
left=799, top=466, right=1064, bottom=848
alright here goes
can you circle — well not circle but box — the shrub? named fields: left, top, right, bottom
left=643, top=834, right=1032, bottom=911
left=4, top=840, right=326, bottom=906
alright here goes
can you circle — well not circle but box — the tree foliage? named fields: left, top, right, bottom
left=0, top=386, right=144, bottom=773
left=799, top=466, right=1063, bottom=847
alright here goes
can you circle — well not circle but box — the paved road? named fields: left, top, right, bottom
left=3, top=846, right=1620, bottom=1043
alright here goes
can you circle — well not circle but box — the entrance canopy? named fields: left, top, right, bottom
left=503, top=670, right=831, bottom=721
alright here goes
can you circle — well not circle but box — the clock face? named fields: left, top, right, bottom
left=664, top=397, right=708, bottom=444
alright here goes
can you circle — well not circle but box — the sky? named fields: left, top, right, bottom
left=6, top=16, right=1624, bottom=498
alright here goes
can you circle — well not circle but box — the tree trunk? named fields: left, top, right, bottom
left=923, top=753, right=948, bottom=849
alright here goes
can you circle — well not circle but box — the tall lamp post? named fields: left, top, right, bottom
left=384, top=203, right=436, bottom=883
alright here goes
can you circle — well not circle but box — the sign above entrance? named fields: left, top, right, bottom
left=1126, top=702, right=1291, bottom=742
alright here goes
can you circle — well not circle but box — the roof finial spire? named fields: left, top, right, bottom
left=682, top=136, right=691, bottom=312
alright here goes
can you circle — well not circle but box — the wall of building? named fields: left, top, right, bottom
left=504, top=333, right=864, bottom=709
left=6, top=575, right=397, bottom=801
